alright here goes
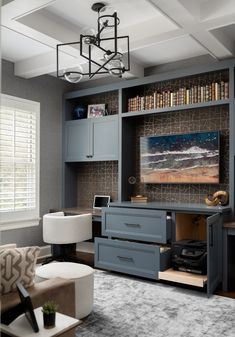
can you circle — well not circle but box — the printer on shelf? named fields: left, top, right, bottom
left=172, top=239, right=207, bottom=275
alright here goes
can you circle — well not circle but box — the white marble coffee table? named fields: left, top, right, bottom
left=0, top=307, right=80, bottom=337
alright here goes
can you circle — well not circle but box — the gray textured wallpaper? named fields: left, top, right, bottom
left=1, top=60, right=73, bottom=247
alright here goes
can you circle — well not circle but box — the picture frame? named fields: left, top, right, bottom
left=87, top=104, right=106, bottom=118
left=140, top=131, right=220, bottom=184
left=16, top=282, right=39, bottom=332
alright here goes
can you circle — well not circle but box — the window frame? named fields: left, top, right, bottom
left=0, top=94, right=40, bottom=231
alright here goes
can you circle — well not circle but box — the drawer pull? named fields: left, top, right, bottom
left=117, top=256, right=134, bottom=263
left=124, top=223, right=141, bottom=228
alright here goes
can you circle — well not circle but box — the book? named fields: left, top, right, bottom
left=131, top=195, right=148, bottom=203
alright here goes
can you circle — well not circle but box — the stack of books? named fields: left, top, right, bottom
left=131, top=195, right=148, bottom=203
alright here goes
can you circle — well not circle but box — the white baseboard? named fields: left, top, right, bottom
left=39, top=245, right=51, bottom=258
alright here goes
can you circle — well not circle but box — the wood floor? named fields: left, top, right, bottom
left=216, top=290, right=235, bottom=299
left=68, top=251, right=94, bottom=267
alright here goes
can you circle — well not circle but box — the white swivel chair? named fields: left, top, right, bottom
left=43, top=211, right=92, bottom=264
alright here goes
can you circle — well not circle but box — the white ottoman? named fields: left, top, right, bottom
left=35, top=262, right=94, bottom=319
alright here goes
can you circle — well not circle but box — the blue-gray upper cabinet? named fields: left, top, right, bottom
left=65, top=119, right=89, bottom=162
left=64, top=115, right=119, bottom=162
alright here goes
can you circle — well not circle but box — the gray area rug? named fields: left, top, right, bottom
left=76, top=270, right=235, bottom=337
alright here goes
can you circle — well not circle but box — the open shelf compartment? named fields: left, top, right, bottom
left=159, top=268, right=207, bottom=287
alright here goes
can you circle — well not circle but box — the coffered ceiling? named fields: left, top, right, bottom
left=1, top=0, right=235, bottom=82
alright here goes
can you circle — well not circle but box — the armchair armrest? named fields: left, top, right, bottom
left=1, top=277, right=75, bottom=318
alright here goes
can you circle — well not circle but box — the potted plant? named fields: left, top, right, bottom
left=42, top=301, right=58, bottom=329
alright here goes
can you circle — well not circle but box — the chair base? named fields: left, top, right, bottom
left=43, top=244, right=76, bottom=265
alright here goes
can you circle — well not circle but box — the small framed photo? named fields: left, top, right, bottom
left=87, top=104, right=106, bottom=118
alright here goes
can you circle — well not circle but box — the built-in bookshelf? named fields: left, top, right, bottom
left=64, top=89, right=119, bottom=121
left=63, top=59, right=235, bottom=215
left=62, top=60, right=235, bottom=295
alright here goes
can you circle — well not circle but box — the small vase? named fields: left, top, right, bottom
left=43, top=313, right=56, bottom=329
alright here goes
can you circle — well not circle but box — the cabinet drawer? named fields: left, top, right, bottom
left=102, top=207, right=171, bottom=243
left=95, top=238, right=171, bottom=279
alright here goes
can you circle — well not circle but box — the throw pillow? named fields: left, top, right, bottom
left=0, top=243, right=17, bottom=251
left=0, top=246, right=40, bottom=295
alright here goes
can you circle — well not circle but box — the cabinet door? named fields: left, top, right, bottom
left=64, top=120, right=90, bottom=162
left=207, top=213, right=222, bottom=296
left=91, top=116, right=118, bottom=161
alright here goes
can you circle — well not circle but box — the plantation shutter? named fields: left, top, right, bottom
left=0, top=94, right=40, bottom=230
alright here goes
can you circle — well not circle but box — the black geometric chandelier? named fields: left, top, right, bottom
left=56, top=2, right=130, bottom=83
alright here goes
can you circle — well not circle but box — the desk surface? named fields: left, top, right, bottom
left=224, top=222, right=235, bottom=229
left=0, top=307, right=80, bottom=337
left=63, top=207, right=102, bottom=218
left=110, top=201, right=231, bottom=214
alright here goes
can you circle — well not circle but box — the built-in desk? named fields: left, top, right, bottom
left=62, top=207, right=102, bottom=222
left=109, top=201, right=231, bottom=215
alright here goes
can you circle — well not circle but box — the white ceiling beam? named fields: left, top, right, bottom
left=176, top=0, right=201, bottom=21
left=209, top=29, right=235, bottom=56
left=192, top=30, right=235, bottom=59
left=199, top=13, right=235, bottom=30
left=123, top=60, right=144, bottom=79
left=2, top=0, right=57, bottom=20
left=147, top=0, right=195, bottom=27
left=130, top=28, right=186, bottom=51
left=14, top=51, right=77, bottom=78
left=14, top=48, right=144, bottom=80
left=201, top=0, right=235, bottom=22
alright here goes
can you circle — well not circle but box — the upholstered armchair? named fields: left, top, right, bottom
left=43, top=211, right=92, bottom=263
left=0, top=244, right=76, bottom=337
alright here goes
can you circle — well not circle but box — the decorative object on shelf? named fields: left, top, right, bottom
left=73, top=104, right=87, bottom=119
left=128, top=176, right=137, bottom=185
left=205, top=190, right=229, bottom=206
left=56, top=2, right=130, bottom=83
left=87, top=103, right=106, bottom=118
left=131, top=195, right=148, bottom=203
left=42, top=301, right=58, bottom=329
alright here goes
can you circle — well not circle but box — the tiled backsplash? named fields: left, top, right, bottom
left=76, top=161, right=118, bottom=208
left=133, top=105, right=229, bottom=203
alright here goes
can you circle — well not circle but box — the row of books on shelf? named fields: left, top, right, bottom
left=127, top=81, right=229, bottom=112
